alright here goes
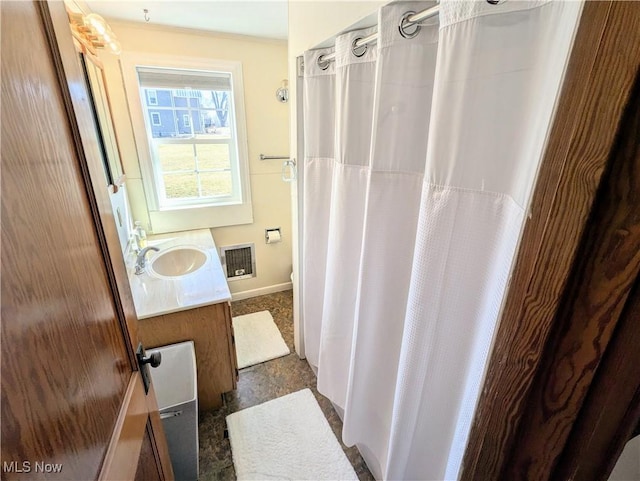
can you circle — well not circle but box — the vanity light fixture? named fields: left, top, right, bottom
left=85, top=12, right=108, bottom=35
left=66, top=9, right=122, bottom=56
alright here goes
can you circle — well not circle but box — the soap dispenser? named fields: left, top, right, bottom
left=134, top=221, right=147, bottom=249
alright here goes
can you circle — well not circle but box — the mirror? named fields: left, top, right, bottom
left=80, top=53, right=125, bottom=190
left=77, top=47, right=132, bottom=253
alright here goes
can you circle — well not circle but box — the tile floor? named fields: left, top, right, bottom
left=197, top=290, right=374, bottom=481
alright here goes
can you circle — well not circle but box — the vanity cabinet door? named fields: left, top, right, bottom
left=223, top=301, right=240, bottom=386
left=138, top=302, right=238, bottom=411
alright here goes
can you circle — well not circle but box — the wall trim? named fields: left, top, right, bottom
left=231, top=282, right=292, bottom=302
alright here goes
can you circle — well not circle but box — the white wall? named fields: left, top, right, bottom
left=289, top=1, right=385, bottom=56
left=98, top=22, right=292, bottom=297
left=610, top=436, right=640, bottom=480
left=287, top=0, right=385, bottom=354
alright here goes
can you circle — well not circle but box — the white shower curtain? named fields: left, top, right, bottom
left=301, top=1, right=583, bottom=479
left=316, top=25, right=378, bottom=408
left=302, top=47, right=335, bottom=368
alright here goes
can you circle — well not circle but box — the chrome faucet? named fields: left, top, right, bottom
left=135, top=246, right=159, bottom=275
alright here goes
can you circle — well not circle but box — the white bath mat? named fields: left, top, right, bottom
left=226, top=389, right=358, bottom=480
left=232, top=310, right=290, bottom=369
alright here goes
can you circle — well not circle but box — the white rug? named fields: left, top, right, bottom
left=232, top=310, right=290, bottom=369
left=226, top=389, right=358, bottom=480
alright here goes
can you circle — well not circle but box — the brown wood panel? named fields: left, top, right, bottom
left=135, top=423, right=163, bottom=481
left=99, top=371, right=174, bottom=481
left=223, top=301, right=239, bottom=387
left=554, top=277, right=640, bottom=481
left=461, top=2, right=640, bottom=479
left=100, top=374, right=148, bottom=480
left=138, top=303, right=236, bottom=411
left=505, top=60, right=640, bottom=479
left=144, top=382, right=175, bottom=481
left=1, top=2, right=131, bottom=479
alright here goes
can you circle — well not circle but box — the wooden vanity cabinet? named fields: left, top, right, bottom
left=137, top=301, right=238, bottom=411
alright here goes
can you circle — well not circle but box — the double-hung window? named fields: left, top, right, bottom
left=122, top=55, right=252, bottom=232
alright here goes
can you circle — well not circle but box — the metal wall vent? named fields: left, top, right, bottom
left=219, top=243, right=256, bottom=281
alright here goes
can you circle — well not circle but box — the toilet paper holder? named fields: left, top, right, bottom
left=265, top=228, right=282, bottom=244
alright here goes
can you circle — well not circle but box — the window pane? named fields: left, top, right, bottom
left=197, top=144, right=231, bottom=170
left=163, top=173, right=198, bottom=199
left=201, top=91, right=229, bottom=124
left=146, top=89, right=158, bottom=105
left=148, top=110, right=175, bottom=138
left=195, top=110, right=231, bottom=139
left=174, top=109, right=191, bottom=136
left=200, top=172, right=232, bottom=197
left=157, top=144, right=195, bottom=173
left=194, top=111, right=207, bottom=135
left=200, top=91, right=231, bottom=138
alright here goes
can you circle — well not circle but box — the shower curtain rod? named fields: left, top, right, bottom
left=317, top=4, right=440, bottom=66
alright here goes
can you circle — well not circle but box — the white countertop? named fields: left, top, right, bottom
left=127, top=229, right=231, bottom=320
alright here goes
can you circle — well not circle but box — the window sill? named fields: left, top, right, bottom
left=149, top=202, right=253, bottom=233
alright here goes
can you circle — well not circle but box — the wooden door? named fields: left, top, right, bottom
left=1, top=2, right=174, bottom=480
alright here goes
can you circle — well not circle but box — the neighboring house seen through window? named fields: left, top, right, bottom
left=146, top=89, right=158, bottom=105
left=150, top=112, right=161, bottom=126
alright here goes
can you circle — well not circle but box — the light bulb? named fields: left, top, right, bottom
left=85, top=13, right=108, bottom=36
left=108, top=40, right=122, bottom=56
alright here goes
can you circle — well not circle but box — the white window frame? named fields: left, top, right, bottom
left=146, top=89, right=158, bottom=105
left=182, top=113, right=191, bottom=128
left=150, top=112, right=161, bottom=126
left=120, top=53, right=253, bottom=233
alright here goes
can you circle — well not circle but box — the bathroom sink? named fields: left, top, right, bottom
left=148, top=246, right=208, bottom=279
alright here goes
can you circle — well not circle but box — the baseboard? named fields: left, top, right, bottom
left=231, top=282, right=292, bottom=301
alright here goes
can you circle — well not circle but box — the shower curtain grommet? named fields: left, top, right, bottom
left=351, top=38, right=368, bottom=58
left=317, top=55, right=331, bottom=70
left=398, top=11, right=421, bottom=39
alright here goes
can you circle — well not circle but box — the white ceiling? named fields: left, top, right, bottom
left=84, top=1, right=288, bottom=40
